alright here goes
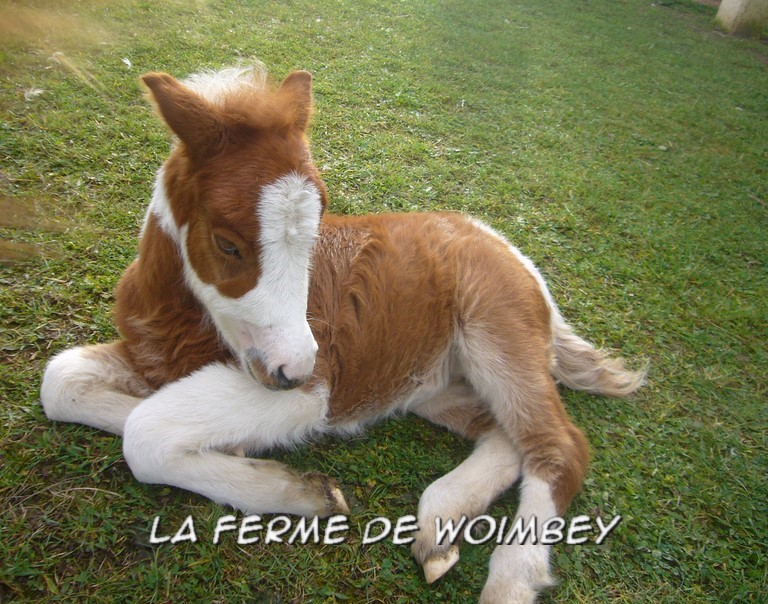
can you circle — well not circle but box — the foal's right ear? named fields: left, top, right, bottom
left=141, top=72, right=225, bottom=162
left=277, top=70, right=313, bottom=131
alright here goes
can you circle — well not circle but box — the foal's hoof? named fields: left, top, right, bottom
left=303, top=472, right=350, bottom=516
left=328, top=484, right=350, bottom=515
left=423, top=545, right=460, bottom=583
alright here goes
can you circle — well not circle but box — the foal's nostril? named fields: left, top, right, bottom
left=276, top=365, right=288, bottom=386
left=274, top=365, right=301, bottom=390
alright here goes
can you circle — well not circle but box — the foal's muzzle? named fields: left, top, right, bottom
left=243, top=346, right=316, bottom=391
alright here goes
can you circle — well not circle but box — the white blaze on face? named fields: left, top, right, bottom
left=180, top=172, right=322, bottom=388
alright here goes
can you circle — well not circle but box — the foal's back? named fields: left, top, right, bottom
left=308, top=211, right=553, bottom=425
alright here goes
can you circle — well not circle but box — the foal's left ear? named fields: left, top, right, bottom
left=278, top=70, right=313, bottom=131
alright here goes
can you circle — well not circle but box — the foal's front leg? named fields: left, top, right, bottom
left=123, top=363, right=348, bottom=517
left=41, top=342, right=152, bottom=435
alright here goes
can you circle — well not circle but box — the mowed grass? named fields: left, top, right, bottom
left=1, top=0, right=766, bottom=602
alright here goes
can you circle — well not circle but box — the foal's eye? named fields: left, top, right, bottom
left=214, top=235, right=242, bottom=259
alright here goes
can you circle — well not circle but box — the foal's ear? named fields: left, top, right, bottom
left=141, top=72, right=224, bottom=162
left=278, top=70, right=313, bottom=131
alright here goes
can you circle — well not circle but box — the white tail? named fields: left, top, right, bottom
left=551, top=311, right=646, bottom=397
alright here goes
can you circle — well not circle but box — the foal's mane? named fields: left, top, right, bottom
left=181, top=63, right=269, bottom=105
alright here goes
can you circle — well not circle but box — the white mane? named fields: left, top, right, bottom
left=181, top=61, right=268, bottom=104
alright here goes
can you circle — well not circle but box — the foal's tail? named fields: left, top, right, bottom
left=550, top=311, right=646, bottom=397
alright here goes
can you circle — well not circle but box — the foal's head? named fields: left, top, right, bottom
left=142, top=65, right=327, bottom=390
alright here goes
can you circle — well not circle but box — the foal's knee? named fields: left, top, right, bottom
left=40, top=342, right=147, bottom=434
left=40, top=347, right=91, bottom=423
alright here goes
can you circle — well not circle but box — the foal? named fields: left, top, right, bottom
left=41, top=63, right=644, bottom=603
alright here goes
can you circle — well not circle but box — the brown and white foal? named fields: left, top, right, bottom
left=40, top=64, right=644, bottom=603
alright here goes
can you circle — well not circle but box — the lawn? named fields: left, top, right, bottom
left=1, top=0, right=766, bottom=602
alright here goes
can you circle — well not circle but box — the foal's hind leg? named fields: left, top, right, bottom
left=123, top=363, right=348, bottom=517
left=460, top=330, right=590, bottom=603
left=411, top=384, right=523, bottom=583
left=41, top=342, right=152, bottom=435
left=477, top=418, right=588, bottom=604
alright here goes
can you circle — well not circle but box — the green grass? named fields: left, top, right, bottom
left=1, top=0, right=766, bottom=601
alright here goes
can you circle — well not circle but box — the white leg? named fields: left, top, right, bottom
left=479, top=475, right=557, bottom=604
left=40, top=343, right=151, bottom=435
left=411, top=427, right=522, bottom=583
left=122, top=362, right=348, bottom=517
